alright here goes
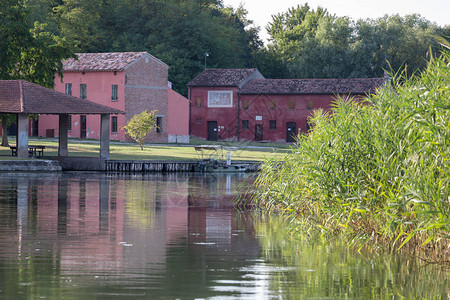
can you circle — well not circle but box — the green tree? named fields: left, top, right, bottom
left=266, top=4, right=329, bottom=65
left=287, top=15, right=354, bottom=78
left=0, top=0, right=75, bottom=146
left=123, top=110, right=158, bottom=150
left=52, top=0, right=107, bottom=52
left=28, top=0, right=261, bottom=96
left=265, top=4, right=444, bottom=79
left=352, top=14, right=440, bottom=77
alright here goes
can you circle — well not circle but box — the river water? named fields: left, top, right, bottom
left=0, top=172, right=447, bottom=299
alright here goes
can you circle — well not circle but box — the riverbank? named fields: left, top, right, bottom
left=0, top=138, right=276, bottom=171
left=246, top=51, right=450, bottom=262
left=0, top=159, right=61, bottom=171
left=0, top=137, right=289, bottom=162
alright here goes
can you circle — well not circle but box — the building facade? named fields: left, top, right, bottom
left=39, top=52, right=189, bottom=143
left=188, top=69, right=384, bottom=142
left=188, top=69, right=264, bottom=141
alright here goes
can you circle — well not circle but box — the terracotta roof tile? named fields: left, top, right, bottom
left=0, top=80, right=123, bottom=114
left=63, top=52, right=151, bottom=72
left=187, top=68, right=263, bottom=87
left=240, top=78, right=385, bottom=95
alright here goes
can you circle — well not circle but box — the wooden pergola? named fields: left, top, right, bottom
left=0, top=80, right=124, bottom=159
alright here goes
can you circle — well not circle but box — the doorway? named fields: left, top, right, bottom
left=207, top=121, right=218, bottom=141
left=80, top=115, right=87, bottom=139
left=286, top=122, right=297, bottom=142
left=255, top=124, right=263, bottom=141
left=32, top=118, right=39, bottom=137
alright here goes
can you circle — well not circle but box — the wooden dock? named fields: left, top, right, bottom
left=105, top=160, right=262, bottom=172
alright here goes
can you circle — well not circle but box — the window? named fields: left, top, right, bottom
left=306, top=100, right=314, bottom=110
left=288, top=99, right=295, bottom=110
left=111, top=116, right=118, bottom=133
left=80, top=84, right=87, bottom=99
left=111, top=84, right=118, bottom=101
left=196, top=118, right=202, bottom=124
left=195, top=97, right=202, bottom=107
left=242, top=100, right=249, bottom=110
left=269, top=100, right=276, bottom=110
left=208, top=91, right=233, bottom=107
left=242, top=120, right=249, bottom=130
left=269, top=120, right=276, bottom=130
left=156, top=116, right=162, bottom=134
left=67, top=115, right=72, bottom=131
left=65, top=83, right=72, bottom=95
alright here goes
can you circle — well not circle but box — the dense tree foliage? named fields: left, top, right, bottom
left=13, top=1, right=450, bottom=92
left=1, top=0, right=74, bottom=86
left=0, top=0, right=74, bottom=146
left=27, top=0, right=261, bottom=94
left=264, top=4, right=448, bottom=79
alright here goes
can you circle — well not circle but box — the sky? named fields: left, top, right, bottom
left=222, top=0, right=450, bottom=43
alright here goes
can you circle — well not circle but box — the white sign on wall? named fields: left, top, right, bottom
left=208, top=91, right=233, bottom=108
left=255, top=116, right=262, bottom=121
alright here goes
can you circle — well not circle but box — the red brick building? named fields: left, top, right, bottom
left=188, top=69, right=384, bottom=142
left=39, top=52, right=189, bottom=143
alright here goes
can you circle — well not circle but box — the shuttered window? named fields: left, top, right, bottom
left=242, top=120, right=249, bottom=130
left=269, top=120, right=276, bottom=130
left=156, top=117, right=162, bottom=134
left=80, top=84, right=87, bottom=99
left=111, top=116, right=118, bottom=133
left=111, top=85, right=118, bottom=101
left=65, top=83, right=72, bottom=95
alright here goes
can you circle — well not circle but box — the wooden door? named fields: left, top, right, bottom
left=286, top=122, right=297, bottom=142
left=80, top=115, right=87, bottom=139
left=255, top=124, right=263, bottom=141
left=207, top=121, right=218, bottom=141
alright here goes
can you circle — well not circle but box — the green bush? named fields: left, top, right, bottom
left=252, top=50, right=450, bottom=258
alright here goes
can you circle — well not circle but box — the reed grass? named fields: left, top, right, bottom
left=243, top=50, right=450, bottom=262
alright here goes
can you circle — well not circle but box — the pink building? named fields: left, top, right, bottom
left=168, top=88, right=190, bottom=143
left=38, top=52, right=189, bottom=143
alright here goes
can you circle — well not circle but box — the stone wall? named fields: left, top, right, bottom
left=168, top=135, right=190, bottom=144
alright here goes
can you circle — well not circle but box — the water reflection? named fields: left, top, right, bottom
left=0, top=172, right=262, bottom=299
left=0, top=172, right=447, bottom=299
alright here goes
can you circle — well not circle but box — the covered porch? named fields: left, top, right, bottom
left=0, top=80, right=123, bottom=166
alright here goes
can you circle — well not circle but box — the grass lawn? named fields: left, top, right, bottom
left=0, top=137, right=290, bottom=161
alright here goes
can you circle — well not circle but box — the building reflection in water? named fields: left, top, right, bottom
left=0, top=172, right=259, bottom=292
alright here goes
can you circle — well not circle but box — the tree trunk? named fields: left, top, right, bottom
left=1, top=123, right=9, bottom=147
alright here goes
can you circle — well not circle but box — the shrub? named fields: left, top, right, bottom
left=123, top=110, right=158, bottom=150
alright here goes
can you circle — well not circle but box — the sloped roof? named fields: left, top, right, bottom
left=0, top=80, right=123, bottom=114
left=240, top=78, right=384, bottom=95
left=187, top=68, right=263, bottom=87
left=63, top=52, right=168, bottom=72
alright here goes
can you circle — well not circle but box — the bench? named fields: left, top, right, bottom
left=10, top=145, right=46, bottom=157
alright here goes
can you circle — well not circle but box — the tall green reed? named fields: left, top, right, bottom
left=250, top=50, right=450, bottom=261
